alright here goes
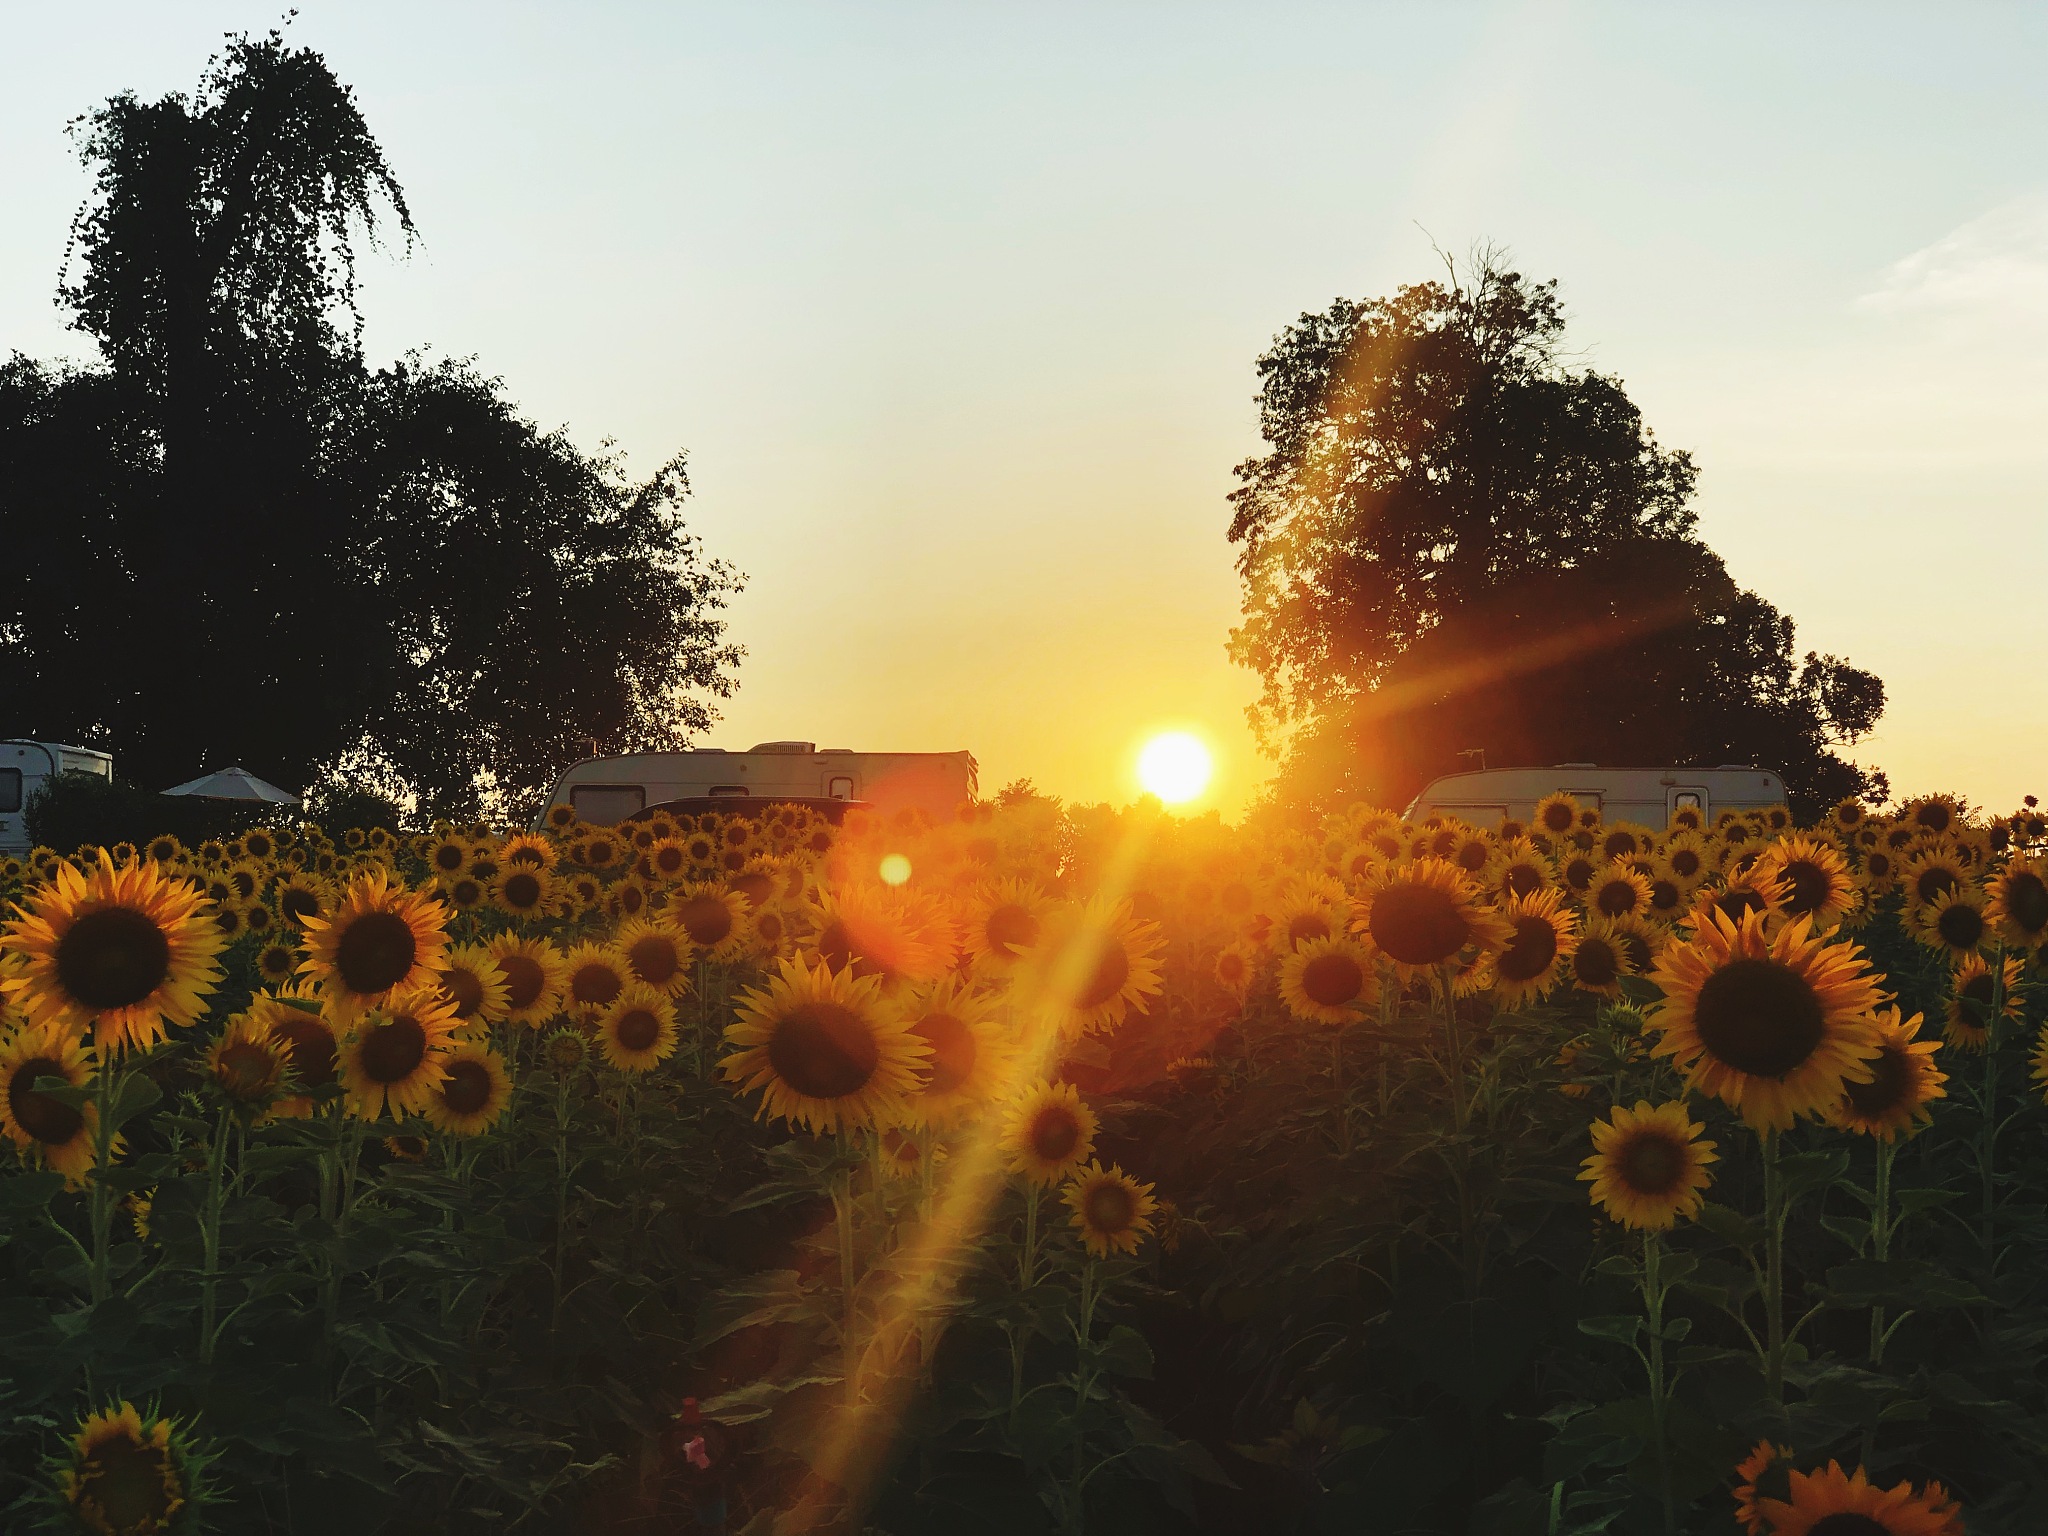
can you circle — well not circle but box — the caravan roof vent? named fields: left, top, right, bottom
left=1553, top=762, right=1598, bottom=770
left=750, top=742, right=816, bottom=754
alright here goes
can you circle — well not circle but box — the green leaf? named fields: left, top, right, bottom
left=1696, top=1202, right=1766, bottom=1248
left=1576, top=1314, right=1642, bottom=1345
left=1778, top=1149, right=1851, bottom=1201
left=1097, top=1324, right=1153, bottom=1379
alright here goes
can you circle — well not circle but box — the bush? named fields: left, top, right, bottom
left=25, top=771, right=266, bottom=853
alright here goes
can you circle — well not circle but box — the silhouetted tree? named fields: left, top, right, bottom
left=0, top=29, right=741, bottom=818
left=1227, top=250, right=1883, bottom=816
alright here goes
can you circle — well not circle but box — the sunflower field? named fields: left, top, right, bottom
left=2, top=789, right=2046, bottom=1535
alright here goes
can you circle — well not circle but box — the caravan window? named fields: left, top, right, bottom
left=827, top=776, right=855, bottom=800
left=708, top=785, right=751, bottom=797
left=0, top=769, right=19, bottom=814
left=568, top=784, right=645, bottom=825
left=1673, top=791, right=1704, bottom=812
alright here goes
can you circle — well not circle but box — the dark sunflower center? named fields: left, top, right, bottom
left=360, top=1015, right=428, bottom=1084
left=986, top=904, right=1040, bottom=958
left=1541, top=804, right=1575, bottom=832
left=443, top=968, right=486, bottom=1017
left=1300, top=952, right=1365, bottom=1007
left=1960, top=971, right=1995, bottom=1014
left=1074, top=940, right=1131, bottom=1010
left=1650, top=879, right=1682, bottom=913
left=1084, top=1180, right=1136, bottom=1233
left=1368, top=882, right=1473, bottom=966
left=912, top=1011, right=976, bottom=1093
left=1844, top=1046, right=1912, bottom=1119
left=2004, top=871, right=2048, bottom=934
left=8, top=1059, right=83, bottom=1145
left=442, top=1058, right=494, bottom=1115
left=1937, top=902, right=1985, bottom=949
left=1287, top=911, right=1333, bottom=946
left=677, top=894, right=734, bottom=947
left=1670, top=849, right=1702, bottom=878
left=1029, top=1107, right=1081, bottom=1163
left=80, top=1432, right=174, bottom=1532
left=1617, top=1132, right=1686, bottom=1195
left=1693, top=958, right=1825, bottom=1077
left=498, top=954, right=544, bottom=1011
left=614, top=1007, right=662, bottom=1053
left=1595, top=880, right=1639, bottom=917
left=433, top=844, right=465, bottom=872
left=502, top=872, right=542, bottom=911
left=55, top=905, right=172, bottom=1012
left=757, top=912, right=786, bottom=945
left=1806, top=1516, right=1892, bottom=1536
left=815, top=919, right=856, bottom=972
left=271, top=1016, right=337, bottom=1087
left=655, top=846, right=686, bottom=874
left=1565, top=858, right=1596, bottom=890
left=1914, top=868, right=1958, bottom=904
left=570, top=963, right=622, bottom=1008
left=1604, top=834, right=1635, bottom=860
left=1456, top=842, right=1489, bottom=873
left=216, top=1040, right=276, bottom=1101
left=1575, top=940, right=1620, bottom=988
left=628, top=935, right=682, bottom=987
left=1714, top=890, right=1768, bottom=927
left=1497, top=917, right=1560, bottom=983
left=1781, top=861, right=1831, bottom=915
left=1504, top=863, right=1543, bottom=897
left=766, top=1001, right=879, bottom=1099
left=334, top=911, right=418, bottom=996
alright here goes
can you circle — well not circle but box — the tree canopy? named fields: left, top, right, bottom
left=0, top=31, right=741, bottom=818
left=1227, top=252, right=1883, bottom=816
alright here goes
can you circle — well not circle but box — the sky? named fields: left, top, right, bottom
left=3, top=2, right=2045, bottom=818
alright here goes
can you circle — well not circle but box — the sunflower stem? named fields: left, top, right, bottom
left=835, top=1139, right=860, bottom=1410
left=1641, top=1231, right=1676, bottom=1536
left=86, top=1054, right=122, bottom=1308
left=1979, top=944, right=2006, bottom=1276
left=1869, top=1136, right=1896, bottom=1367
left=1068, top=1258, right=1103, bottom=1534
left=200, top=1104, right=230, bottom=1366
left=1761, top=1129, right=1786, bottom=1400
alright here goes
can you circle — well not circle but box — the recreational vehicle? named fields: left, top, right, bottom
left=538, top=744, right=977, bottom=828
left=1403, top=764, right=1786, bottom=829
left=1, top=740, right=113, bottom=855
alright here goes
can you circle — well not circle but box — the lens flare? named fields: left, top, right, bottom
left=1136, top=732, right=1212, bottom=805
left=877, top=853, right=913, bottom=886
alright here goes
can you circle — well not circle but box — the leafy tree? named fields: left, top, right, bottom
left=0, top=30, right=741, bottom=819
left=1227, top=250, right=1883, bottom=816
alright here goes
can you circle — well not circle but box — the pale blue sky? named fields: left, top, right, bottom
left=5, top=3, right=2044, bottom=813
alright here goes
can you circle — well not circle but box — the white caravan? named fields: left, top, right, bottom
left=1403, top=764, right=1786, bottom=829
left=539, top=743, right=978, bottom=827
left=1, top=740, right=114, bottom=855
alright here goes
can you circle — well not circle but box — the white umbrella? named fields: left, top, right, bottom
left=162, top=766, right=301, bottom=805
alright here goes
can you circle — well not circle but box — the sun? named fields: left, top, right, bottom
left=1136, top=731, right=1212, bottom=804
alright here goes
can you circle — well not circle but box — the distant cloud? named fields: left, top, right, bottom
left=1861, top=193, right=2048, bottom=318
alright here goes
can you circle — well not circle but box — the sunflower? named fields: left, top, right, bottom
left=1488, top=889, right=1580, bottom=1007
left=1913, top=886, right=1989, bottom=961
left=1213, top=943, right=1255, bottom=994
left=598, top=984, right=680, bottom=1072
left=1588, top=864, right=1653, bottom=921
left=1533, top=792, right=1582, bottom=838
left=1558, top=849, right=1600, bottom=897
left=1350, top=858, right=1509, bottom=980
left=1660, top=832, right=1711, bottom=886
left=298, top=869, right=449, bottom=1024
left=1827, top=1007, right=1944, bottom=1140
left=561, top=942, right=633, bottom=1023
left=496, top=831, right=558, bottom=870
left=806, top=884, right=938, bottom=988
left=1063, top=1160, right=1158, bottom=1259
left=487, top=934, right=570, bottom=1028
left=1022, top=898, right=1167, bottom=1037
left=1601, top=911, right=1667, bottom=977
left=1493, top=838, right=1553, bottom=900
left=337, top=986, right=458, bottom=1122
left=1752, top=1460, right=1964, bottom=1536
left=720, top=957, right=927, bottom=1134
left=424, top=1043, right=513, bottom=1135
left=424, top=834, right=471, bottom=879
left=1648, top=910, right=1882, bottom=1132
left=255, top=941, right=299, bottom=986
left=1987, top=855, right=2048, bottom=951
left=1732, top=1440, right=1796, bottom=1535
left=614, top=916, right=695, bottom=998
left=1682, top=868, right=1786, bottom=935
left=607, top=877, right=653, bottom=922
left=54, top=1399, right=210, bottom=1536
left=429, top=945, right=506, bottom=1031
left=671, top=882, right=754, bottom=963
left=1277, top=935, right=1379, bottom=1025
left=1004, top=1079, right=1099, bottom=1184
left=544, top=802, right=578, bottom=831
left=647, top=836, right=691, bottom=882
left=1578, top=1100, right=1717, bottom=1230
left=1599, top=822, right=1654, bottom=863
left=204, top=1013, right=289, bottom=1111
left=273, top=874, right=329, bottom=929
left=1667, top=802, right=1706, bottom=833
left=1898, top=845, right=1968, bottom=912
left=0, top=1024, right=105, bottom=1184
left=901, top=975, right=1012, bottom=1123
left=144, top=835, right=184, bottom=865
left=1, top=852, right=225, bottom=1053
left=491, top=863, right=560, bottom=921
left=1567, top=922, right=1634, bottom=997
left=248, top=987, right=340, bottom=1118
left=1749, top=834, right=1859, bottom=932
left=1273, top=892, right=1342, bottom=950
left=1944, top=952, right=2024, bottom=1051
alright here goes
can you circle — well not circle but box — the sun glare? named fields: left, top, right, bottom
left=1136, top=732, right=1213, bottom=805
